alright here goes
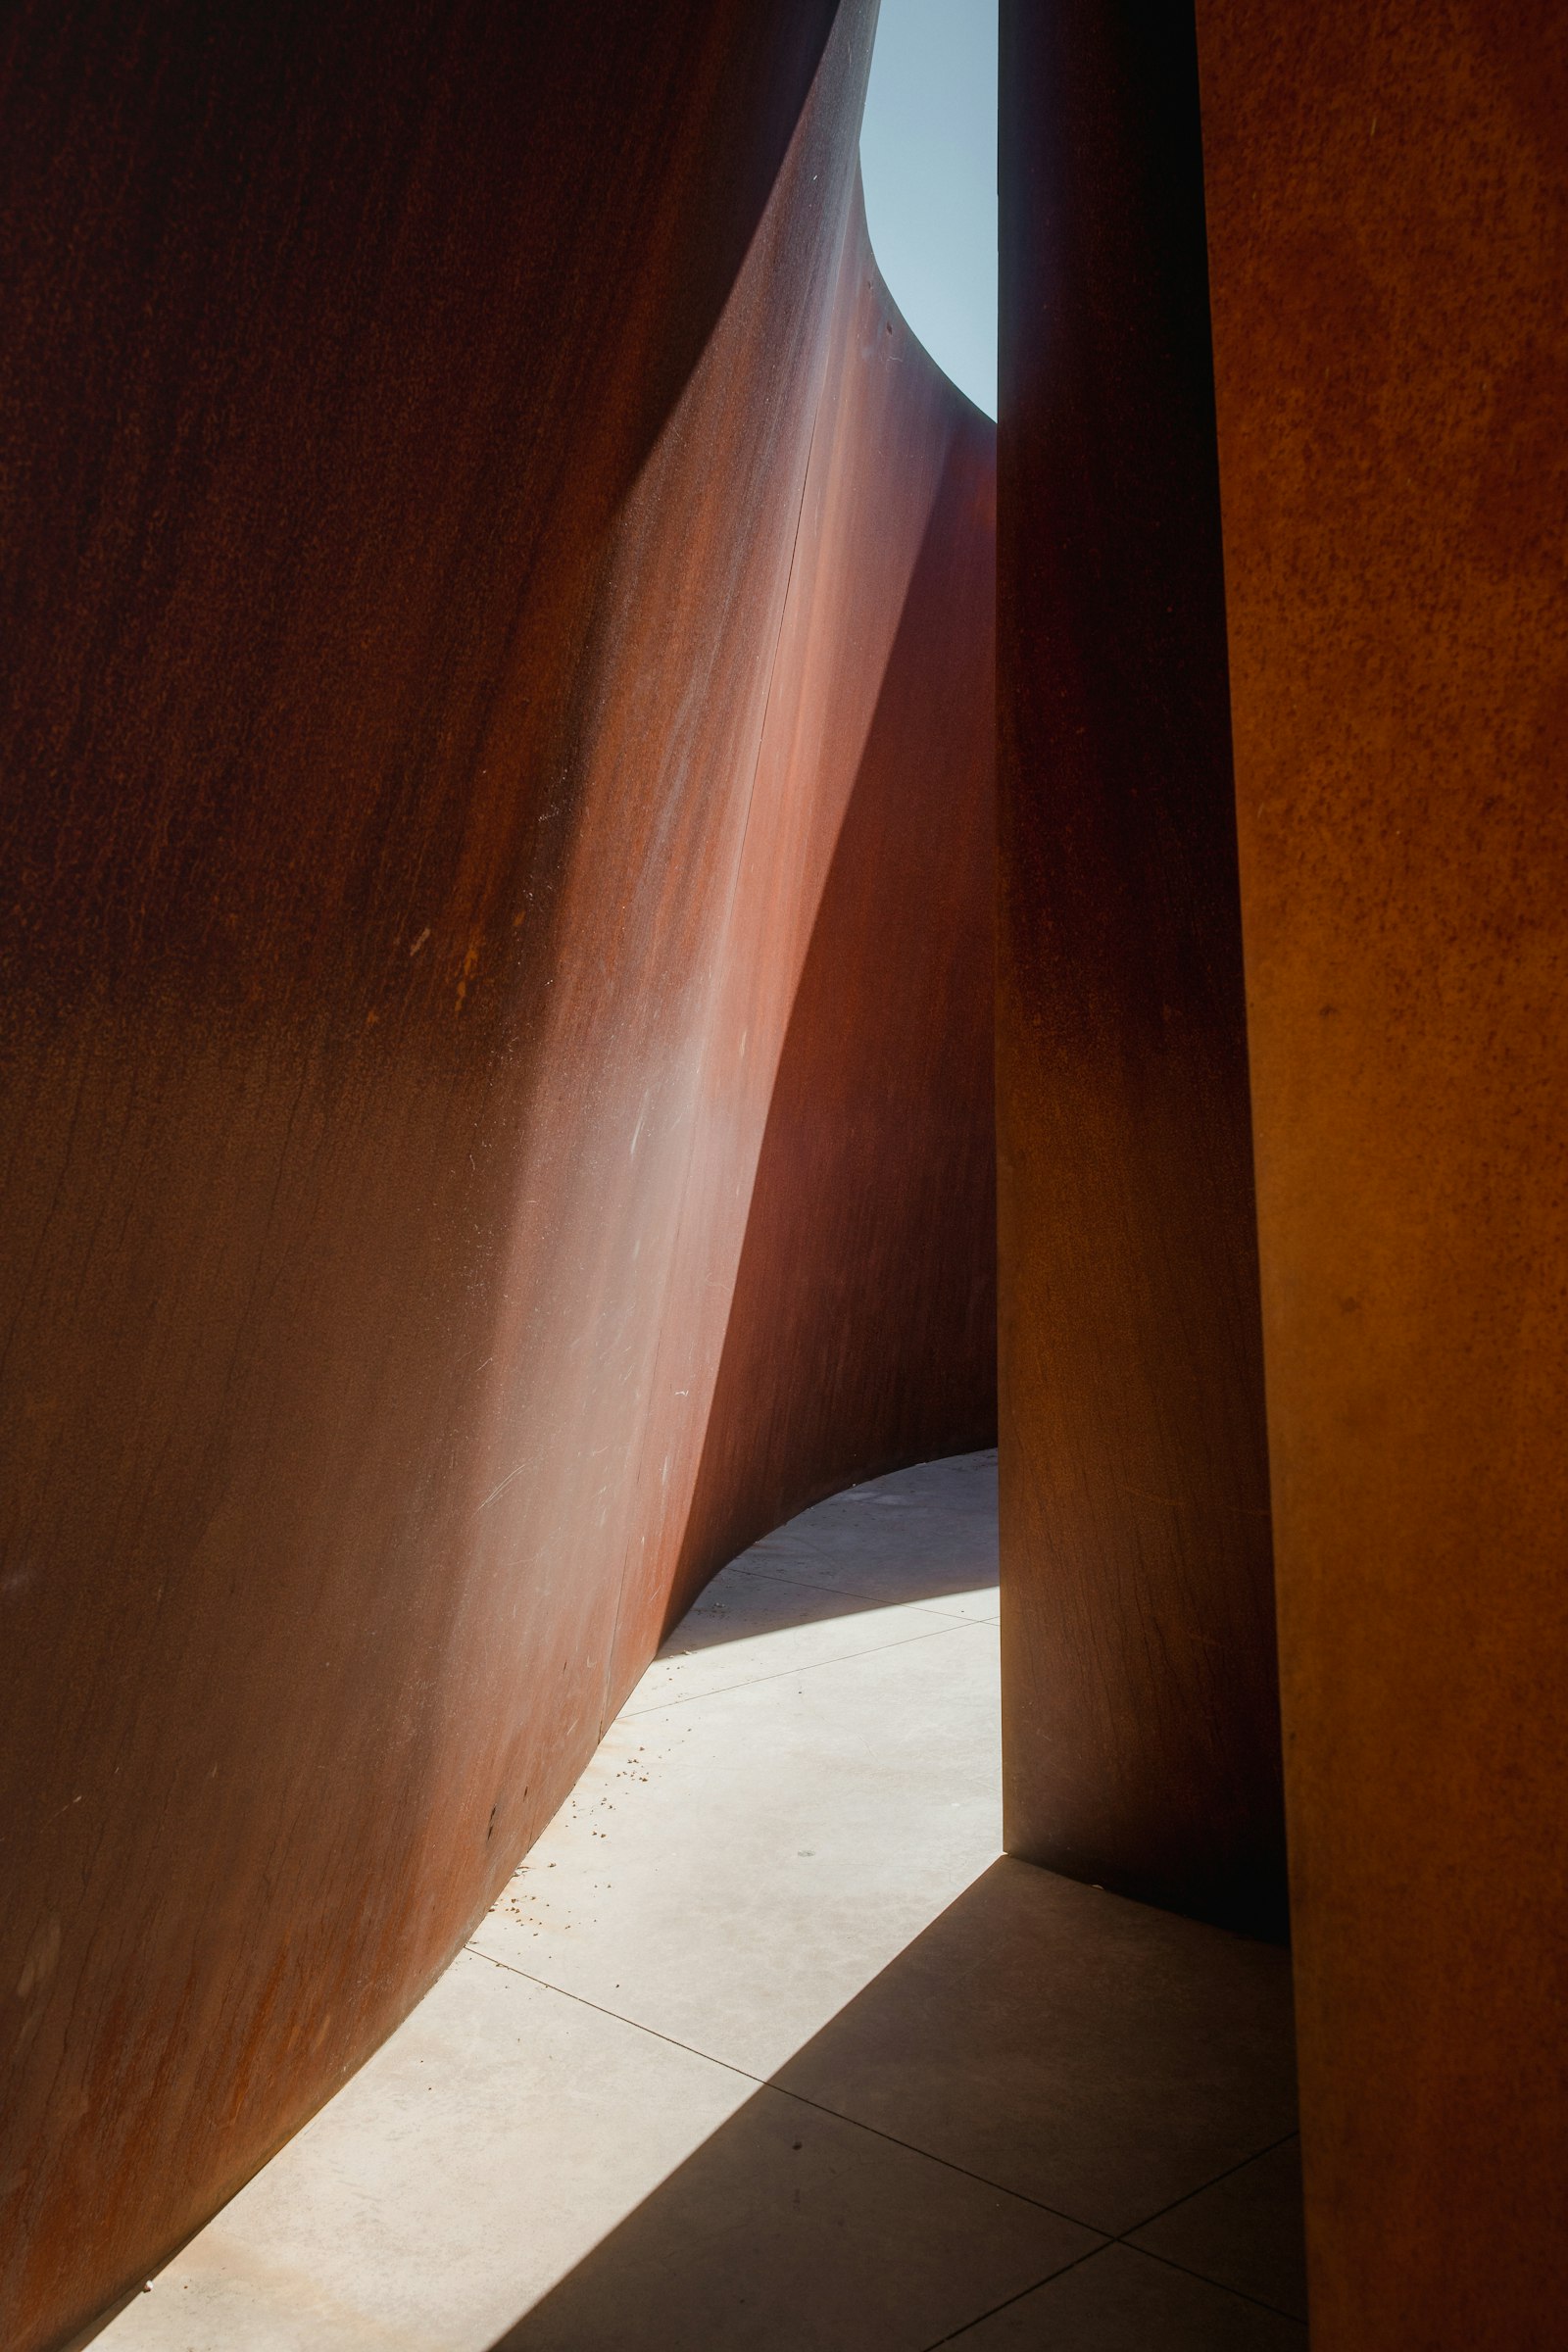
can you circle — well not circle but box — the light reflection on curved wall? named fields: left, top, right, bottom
left=0, top=7, right=996, bottom=2347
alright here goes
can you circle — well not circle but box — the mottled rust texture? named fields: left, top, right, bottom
left=1197, top=0, right=1568, bottom=2338
left=996, top=1, right=1285, bottom=1936
left=0, top=7, right=997, bottom=2346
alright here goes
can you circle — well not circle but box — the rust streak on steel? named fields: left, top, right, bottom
left=0, top=5, right=997, bottom=2346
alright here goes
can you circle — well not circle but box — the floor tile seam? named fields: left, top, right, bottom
left=711, top=1559, right=998, bottom=1624
left=464, top=1942, right=1300, bottom=2314
left=916, top=2238, right=1109, bottom=2350
left=759, top=1503, right=995, bottom=1544
left=618, top=1616, right=987, bottom=1717
left=462, top=1945, right=1109, bottom=2240
left=744, top=1510, right=994, bottom=1540
left=754, top=2075, right=1111, bottom=2238
left=730, top=1582, right=1000, bottom=1630
left=758, top=1537, right=994, bottom=1553
left=1110, top=2238, right=1308, bottom=2328
left=467, top=1916, right=1296, bottom=2251
left=734, top=1557, right=999, bottom=1611
left=1111, top=2128, right=1301, bottom=2240
left=465, top=1943, right=764, bottom=2086
left=917, top=2225, right=1308, bottom=2352
left=640, top=1603, right=973, bottom=1689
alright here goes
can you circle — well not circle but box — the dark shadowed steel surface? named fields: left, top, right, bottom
left=0, top=6, right=996, bottom=2345
left=996, top=1, right=1285, bottom=1936
left=1198, top=0, right=1568, bottom=2338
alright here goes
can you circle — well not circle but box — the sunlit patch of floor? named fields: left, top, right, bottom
left=102, top=1451, right=1305, bottom=2351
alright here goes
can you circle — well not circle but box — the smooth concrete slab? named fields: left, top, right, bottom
left=740, top=1523, right=1003, bottom=1611
left=774, top=1857, right=1298, bottom=2235
left=97, top=1451, right=1298, bottom=2352
left=103, top=1939, right=1096, bottom=2352
left=1127, top=2138, right=1307, bottom=2321
left=622, top=1589, right=987, bottom=1716
left=940, top=2242, right=1307, bottom=2348
left=744, top=1451, right=1002, bottom=1615
left=728, top=1556, right=1002, bottom=1626
left=473, top=1617, right=1004, bottom=2080
left=105, top=1951, right=757, bottom=2352
left=490, top=2088, right=1096, bottom=2352
left=850, top=1449, right=999, bottom=1504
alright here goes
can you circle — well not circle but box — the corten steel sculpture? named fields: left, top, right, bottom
left=0, top=5, right=995, bottom=2345
left=1198, top=0, right=1568, bottom=2340
left=997, top=2, right=1286, bottom=1938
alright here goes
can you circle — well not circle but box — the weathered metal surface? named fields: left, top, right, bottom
left=1197, top=0, right=1568, bottom=2338
left=996, top=1, right=1285, bottom=1936
left=664, top=197, right=997, bottom=1638
left=0, top=6, right=997, bottom=2345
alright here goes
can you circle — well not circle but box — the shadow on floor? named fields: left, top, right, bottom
left=486, top=1857, right=1305, bottom=2351
left=659, top=1451, right=1001, bottom=1652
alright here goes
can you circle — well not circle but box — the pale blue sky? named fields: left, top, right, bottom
left=859, top=0, right=999, bottom=418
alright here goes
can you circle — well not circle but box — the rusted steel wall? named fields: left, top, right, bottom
left=996, top=2, right=1285, bottom=1936
left=1197, top=0, right=1568, bottom=2339
left=0, top=5, right=997, bottom=2345
left=667, top=203, right=997, bottom=1635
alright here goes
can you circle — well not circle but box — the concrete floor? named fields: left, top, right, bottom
left=101, top=1451, right=1306, bottom=2349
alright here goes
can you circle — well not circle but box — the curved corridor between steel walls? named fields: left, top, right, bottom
left=102, top=1455, right=1305, bottom=2352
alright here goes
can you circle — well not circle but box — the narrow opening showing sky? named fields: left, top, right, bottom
left=859, top=0, right=998, bottom=419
